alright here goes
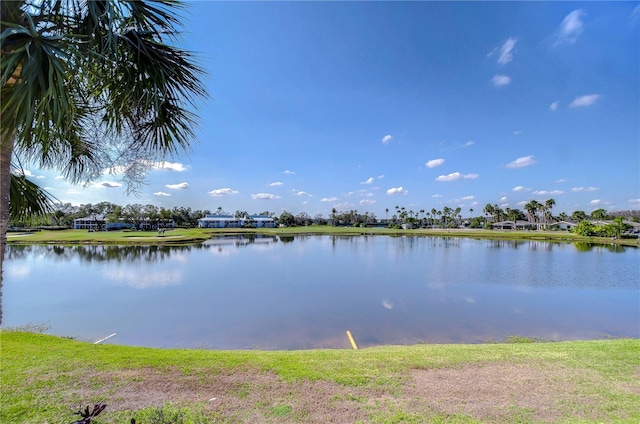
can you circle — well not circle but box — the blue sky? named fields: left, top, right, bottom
left=26, top=1, right=640, bottom=217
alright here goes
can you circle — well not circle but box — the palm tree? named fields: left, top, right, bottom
left=524, top=200, right=542, bottom=230
left=1, top=0, right=206, bottom=323
left=542, top=198, right=555, bottom=229
left=454, top=207, right=461, bottom=228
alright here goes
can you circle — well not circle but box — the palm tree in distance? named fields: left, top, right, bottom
left=1, top=0, right=207, bottom=324
left=544, top=198, right=556, bottom=229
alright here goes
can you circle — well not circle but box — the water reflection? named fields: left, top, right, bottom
left=6, top=244, right=195, bottom=263
left=3, top=236, right=638, bottom=349
left=574, top=242, right=627, bottom=253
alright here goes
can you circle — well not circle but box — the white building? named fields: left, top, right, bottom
left=73, top=215, right=105, bottom=230
left=197, top=214, right=276, bottom=229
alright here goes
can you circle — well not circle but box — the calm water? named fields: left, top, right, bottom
left=2, top=235, right=639, bottom=349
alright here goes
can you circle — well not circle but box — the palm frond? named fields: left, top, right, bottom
left=9, top=173, right=57, bottom=221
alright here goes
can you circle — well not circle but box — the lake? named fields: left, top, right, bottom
left=2, top=235, right=638, bottom=349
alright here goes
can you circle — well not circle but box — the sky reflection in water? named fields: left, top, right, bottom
left=3, top=236, right=639, bottom=349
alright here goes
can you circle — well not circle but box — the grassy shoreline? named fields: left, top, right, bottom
left=2, top=331, right=639, bottom=423
left=7, top=226, right=640, bottom=247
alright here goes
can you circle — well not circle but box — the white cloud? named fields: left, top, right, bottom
left=251, top=193, right=280, bottom=200
left=426, top=158, right=445, bottom=168
left=55, top=175, right=64, bottom=180
left=359, top=199, right=376, bottom=205
left=555, top=9, right=585, bottom=45
left=571, top=186, right=599, bottom=192
left=435, top=172, right=479, bottom=182
left=629, top=198, right=640, bottom=205
left=166, top=182, right=189, bottom=190
left=208, top=188, right=239, bottom=197
left=377, top=175, right=385, bottom=179
left=432, top=194, right=443, bottom=198
left=512, top=186, right=529, bottom=192
left=496, top=37, right=517, bottom=65
left=532, top=190, right=565, bottom=195
left=151, top=161, right=188, bottom=172
left=381, top=134, right=393, bottom=144
left=296, top=191, right=311, bottom=196
left=92, top=181, right=122, bottom=188
left=492, top=74, right=511, bottom=87
left=590, top=199, right=602, bottom=205
left=499, top=196, right=508, bottom=202
left=461, top=195, right=475, bottom=201
left=283, top=170, right=296, bottom=175
left=386, top=187, right=408, bottom=195
left=569, top=94, right=600, bottom=108
left=555, top=178, right=567, bottom=183
left=549, top=101, right=560, bottom=111
left=321, top=197, right=339, bottom=202
left=506, top=155, right=536, bottom=169
left=269, top=181, right=283, bottom=186
left=153, top=192, right=171, bottom=197
left=361, top=177, right=375, bottom=185
left=462, top=141, right=475, bottom=147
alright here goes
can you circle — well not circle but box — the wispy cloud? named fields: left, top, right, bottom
left=461, top=195, right=475, bottom=201
left=151, top=161, right=188, bottom=172
left=492, top=74, right=511, bottom=87
left=321, top=197, right=339, bottom=202
left=166, top=182, right=189, bottom=190
left=269, top=181, right=283, bottom=186
left=506, top=155, right=536, bottom=169
left=555, top=179, right=567, bottom=183
left=554, top=9, right=586, bottom=45
left=632, top=5, right=640, bottom=21
left=489, top=37, right=517, bottom=65
left=153, top=192, right=171, bottom=197
left=361, top=177, right=375, bottom=184
left=549, top=101, right=560, bottom=111
left=571, top=186, right=599, bottom=192
left=251, top=193, right=280, bottom=200
left=92, top=181, right=122, bottom=188
left=432, top=194, right=443, bottom=198
left=208, top=188, right=239, bottom=197
left=283, top=169, right=296, bottom=175
left=629, top=198, right=640, bottom=205
left=532, top=190, right=564, bottom=195
left=377, top=175, right=385, bottom=179
left=590, top=199, right=602, bottom=205
left=359, top=199, right=376, bottom=205
left=386, top=187, right=408, bottom=195
left=435, top=172, right=479, bottom=182
left=296, top=191, right=311, bottom=196
left=569, top=94, right=600, bottom=108
left=426, top=158, right=445, bottom=168
left=512, top=186, right=530, bottom=192
left=381, top=134, right=393, bottom=144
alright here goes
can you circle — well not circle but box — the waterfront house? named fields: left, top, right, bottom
left=197, top=214, right=276, bottom=228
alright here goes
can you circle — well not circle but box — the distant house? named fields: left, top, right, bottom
left=73, top=215, right=105, bottom=230
left=197, top=214, right=276, bottom=229
left=491, top=220, right=535, bottom=230
left=548, top=221, right=577, bottom=231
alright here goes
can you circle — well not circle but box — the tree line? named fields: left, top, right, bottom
left=8, top=199, right=636, bottom=231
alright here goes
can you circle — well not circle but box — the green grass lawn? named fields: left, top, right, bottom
left=7, top=226, right=640, bottom=247
left=1, top=331, right=639, bottom=423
